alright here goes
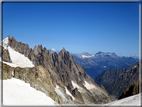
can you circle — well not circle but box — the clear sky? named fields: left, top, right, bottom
left=3, top=2, right=139, bottom=57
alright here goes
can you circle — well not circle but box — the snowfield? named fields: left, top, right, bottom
left=3, top=78, right=58, bottom=105
left=105, top=93, right=141, bottom=106
left=8, top=46, right=34, bottom=68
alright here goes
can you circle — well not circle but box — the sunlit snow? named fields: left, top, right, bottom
left=71, top=81, right=84, bottom=92
left=82, top=55, right=94, bottom=58
left=105, top=93, right=141, bottom=106
left=3, top=61, right=18, bottom=67
left=84, top=81, right=95, bottom=90
left=3, top=78, right=58, bottom=105
left=8, top=46, right=34, bottom=68
left=55, top=86, right=67, bottom=103
left=0, top=37, right=9, bottom=49
left=64, top=87, right=75, bottom=100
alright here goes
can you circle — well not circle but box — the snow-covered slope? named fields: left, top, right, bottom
left=7, top=46, right=34, bottom=68
left=3, top=78, right=58, bottom=105
left=105, top=93, right=141, bottom=106
left=0, top=37, right=34, bottom=68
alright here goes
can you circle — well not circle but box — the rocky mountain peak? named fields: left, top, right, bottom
left=8, top=35, right=10, bottom=39
left=2, top=36, right=113, bottom=104
left=61, top=47, right=66, bottom=52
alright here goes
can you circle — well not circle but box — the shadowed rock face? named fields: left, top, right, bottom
left=3, top=36, right=113, bottom=104
left=94, top=61, right=140, bottom=99
left=3, top=63, right=63, bottom=104
left=3, top=49, right=12, bottom=63
left=118, top=80, right=142, bottom=100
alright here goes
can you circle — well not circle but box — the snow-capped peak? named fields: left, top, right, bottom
left=82, top=54, right=94, bottom=58
left=49, top=48, right=59, bottom=54
left=0, top=37, right=9, bottom=49
left=51, top=48, right=57, bottom=52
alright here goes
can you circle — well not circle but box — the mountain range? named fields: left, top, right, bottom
left=72, top=52, right=139, bottom=78
left=1, top=36, right=113, bottom=105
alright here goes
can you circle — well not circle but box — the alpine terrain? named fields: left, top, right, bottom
left=1, top=36, right=113, bottom=105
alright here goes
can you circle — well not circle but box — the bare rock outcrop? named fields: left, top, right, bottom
left=118, top=80, right=141, bottom=100
left=3, top=63, right=63, bottom=104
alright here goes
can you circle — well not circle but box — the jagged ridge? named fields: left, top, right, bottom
left=2, top=36, right=113, bottom=104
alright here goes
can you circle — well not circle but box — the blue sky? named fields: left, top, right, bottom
left=3, top=3, right=139, bottom=57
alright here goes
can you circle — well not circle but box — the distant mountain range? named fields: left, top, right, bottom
left=71, top=52, right=139, bottom=78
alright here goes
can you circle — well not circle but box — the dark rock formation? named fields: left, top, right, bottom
left=71, top=88, right=84, bottom=103
left=118, top=80, right=141, bottom=100
left=2, top=49, right=12, bottom=63
left=3, top=63, right=63, bottom=104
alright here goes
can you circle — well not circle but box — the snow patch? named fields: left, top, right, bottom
left=132, top=65, right=137, bottom=69
left=84, top=81, right=95, bottom=90
left=56, top=85, right=59, bottom=88
left=65, top=87, right=75, bottom=100
left=3, top=61, right=18, bottom=67
left=8, top=46, right=34, bottom=68
left=71, top=81, right=84, bottom=92
left=82, top=55, right=92, bottom=58
left=3, top=78, right=58, bottom=105
left=0, top=37, right=9, bottom=49
left=12, top=71, right=14, bottom=76
left=106, top=93, right=141, bottom=106
left=55, top=86, right=67, bottom=103
left=104, top=66, right=106, bottom=68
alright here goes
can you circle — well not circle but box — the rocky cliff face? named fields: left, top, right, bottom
left=118, top=80, right=141, bottom=100
left=3, top=63, right=63, bottom=104
left=95, top=61, right=140, bottom=99
left=2, top=36, right=113, bottom=104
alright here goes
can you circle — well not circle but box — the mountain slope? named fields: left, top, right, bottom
left=3, top=63, right=63, bottom=104
left=3, top=78, right=59, bottom=105
left=2, top=36, right=113, bottom=104
left=94, top=61, right=140, bottom=99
